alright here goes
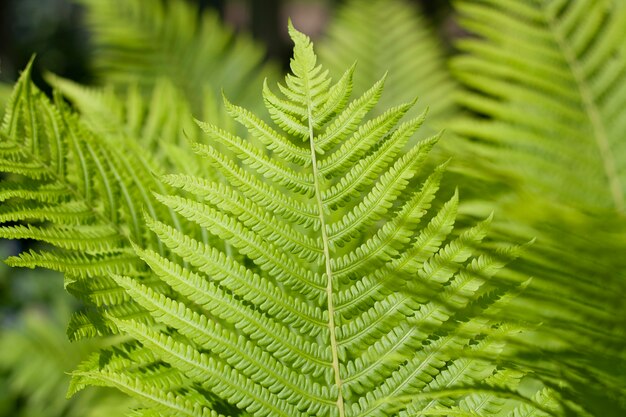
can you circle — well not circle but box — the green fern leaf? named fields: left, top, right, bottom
left=451, top=1, right=626, bottom=415
left=77, top=24, right=541, bottom=417
left=0, top=63, right=184, bottom=341
left=452, top=0, right=626, bottom=212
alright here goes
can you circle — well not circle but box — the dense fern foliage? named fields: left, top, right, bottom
left=1, top=0, right=625, bottom=416
left=451, top=1, right=626, bottom=415
left=0, top=23, right=558, bottom=417
left=452, top=0, right=626, bottom=212
left=0, top=62, right=181, bottom=340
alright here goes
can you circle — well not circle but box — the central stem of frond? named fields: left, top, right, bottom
left=307, top=106, right=346, bottom=417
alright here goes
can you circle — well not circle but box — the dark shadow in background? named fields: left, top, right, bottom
left=0, top=0, right=451, bottom=86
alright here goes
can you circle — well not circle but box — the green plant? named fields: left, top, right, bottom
left=1, top=0, right=625, bottom=416
left=449, top=1, right=626, bottom=415
left=0, top=21, right=556, bottom=416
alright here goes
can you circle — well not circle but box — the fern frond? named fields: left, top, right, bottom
left=96, top=23, right=544, bottom=417
left=452, top=0, right=626, bottom=212
left=0, top=64, right=181, bottom=339
left=451, top=1, right=626, bottom=415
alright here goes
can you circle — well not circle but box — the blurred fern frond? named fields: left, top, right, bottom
left=452, top=0, right=626, bottom=212
left=318, top=0, right=458, bottom=126
left=78, top=0, right=279, bottom=111
left=451, top=1, right=626, bottom=415
left=0, top=62, right=185, bottom=341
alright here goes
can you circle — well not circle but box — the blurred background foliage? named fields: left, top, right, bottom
left=0, top=0, right=451, bottom=87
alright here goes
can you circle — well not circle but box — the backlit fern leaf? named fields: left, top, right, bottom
left=452, top=0, right=626, bottom=212
left=68, top=24, right=547, bottom=417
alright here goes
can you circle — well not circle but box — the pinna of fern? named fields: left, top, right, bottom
left=68, top=24, right=554, bottom=417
